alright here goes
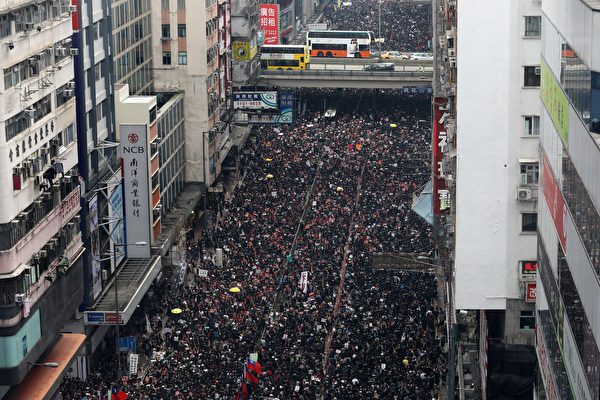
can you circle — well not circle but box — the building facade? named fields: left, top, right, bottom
left=0, top=0, right=86, bottom=394
left=151, top=0, right=232, bottom=188
left=536, top=0, right=600, bottom=399
left=433, top=0, right=542, bottom=397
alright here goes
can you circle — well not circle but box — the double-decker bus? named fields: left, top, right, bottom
left=260, top=45, right=310, bottom=70
left=307, top=30, right=374, bottom=58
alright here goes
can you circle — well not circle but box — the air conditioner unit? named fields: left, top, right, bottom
left=517, top=188, right=532, bottom=201
left=34, top=199, right=43, bottom=208
left=57, top=229, right=66, bottom=237
left=66, top=81, right=75, bottom=89
left=64, top=89, right=74, bottom=96
left=41, top=147, right=49, bottom=155
left=535, top=66, right=541, bottom=75
left=68, top=5, right=77, bottom=12
left=69, top=48, right=78, bottom=55
left=38, top=250, right=48, bottom=258
left=101, top=269, right=108, bottom=281
left=14, top=293, right=26, bottom=303
left=448, top=49, right=456, bottom=57
left=13, top=167, right=23, bottom=175
left=51, top=137, right=61, bottom=145
left=449, top=57, right=456, bottom=68
left=64, top=176, right=72, bottom=183
left=55, top=47, right=66, bottom=56
left=46, top=48, right=54, bottom=55
left=520, top=173, right=529, bottom=186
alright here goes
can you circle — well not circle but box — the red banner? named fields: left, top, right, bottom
left=541, top=156, right=567, bottom=253
left=433, top=97, right=449, bottom=215
left=71, top=0, right=79, bottom=31
left=525, top=282, right=536, bottom=303
left=259, top=4, right=279, bottom=45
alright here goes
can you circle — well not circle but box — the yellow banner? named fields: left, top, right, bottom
left=541, top=60, right=569, bottom=145
left=233, top=41, right=257, bottom=61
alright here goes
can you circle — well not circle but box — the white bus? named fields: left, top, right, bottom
left=306, top=30, right=374, bottom=58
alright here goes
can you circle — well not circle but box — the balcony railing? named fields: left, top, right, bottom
left=0, top=178, right=80, bottom=251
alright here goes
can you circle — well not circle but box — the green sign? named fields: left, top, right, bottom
left=541, top=60, right=569, bottom=145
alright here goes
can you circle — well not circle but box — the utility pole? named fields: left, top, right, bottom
left=378, top=0, right=382, bottom=53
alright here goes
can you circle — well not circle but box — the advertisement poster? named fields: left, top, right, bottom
left=108, top=175, right=125, bottom=272
left=433, top=97, right=450, bottom=215
left=89, top=194, right=102, bottom=299
left=233, top=92, right=278, bottom=110
left=542, top=156, right=567, bottom=252
left=259, top=4, right=279, bottom=45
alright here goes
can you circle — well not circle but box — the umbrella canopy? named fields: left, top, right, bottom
left=229, top=287, right=241, bottom=293
left=336, top=187, right=344, bottom=192
left=171, top=308, right=183, bottom=314
left=390, top=123, right=398, bottom=128
left=266, top=174, right=274, bottom=179
left=265, top=158, right=273, bottom=162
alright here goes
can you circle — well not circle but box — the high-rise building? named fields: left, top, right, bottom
left=0, top=0, right=86, bottom=396
left=111, top=0, right=153, bottom=94
left=536, top=1, right=600, bottom=399
left=433, top=0, right=542, bottom=397
left=151, top=0, right=233, bottom=187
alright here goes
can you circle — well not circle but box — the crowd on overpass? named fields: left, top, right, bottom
left=56, top=90, right=446, bottom=400
left=324, top=0, right=432, bottom=53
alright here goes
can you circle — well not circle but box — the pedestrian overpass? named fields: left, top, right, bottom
left=258, top=59, right=433, bottom=89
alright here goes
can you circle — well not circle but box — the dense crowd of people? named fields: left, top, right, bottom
left=324, top=0, right=432, bottom=52
left=55, top=89, right=445, bottom=400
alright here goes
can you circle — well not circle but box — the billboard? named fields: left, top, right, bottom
left=259, top=4, right=279, bottom=45
left=233, top=40, right=258, bottom=61
left=433, top=97, right=450, bottom=215
left=108, top=173, right=125, bottom=272
left=233, top=92, right=278, bottom=110
left=541, top=156, right=567, bottom=252
left=541, top=60, right=569, bottom=145
left=247, top=91, right=294, bottom=124
left=89, top=194, right=102, bottom=299
left=120, top=124, right=151, bottom=259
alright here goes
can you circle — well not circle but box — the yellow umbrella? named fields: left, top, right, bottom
left=336, top=187, right=344, bottom=192
left=390, top=123, right=398, bottom=128
left=229, top=287, right=241, bottom=293
left=266, top=174, right=274, bottom=179
left=265, top=158, right=273, bottom=162
left=171, top=308, right=183, bottom=314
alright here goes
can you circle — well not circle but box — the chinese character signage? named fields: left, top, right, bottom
left=247, top=91, right=294, bottom=124
left=520, top=260, right=538, bottom=279
left=120, top=124, right=151, bottom=258
left=233, top=41, right=258, bottom=61
left=433, top=97, right=450, bottom=215
left=233, top=91, right=278, bottom=110
left=259, top=4, right=279, bottom=45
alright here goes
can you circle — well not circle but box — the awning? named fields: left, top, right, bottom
left=83, top=256, right=161, bottom=325
left=411, top=180, right=433, bottom=225
left=8, top=333, right=86, bottom=400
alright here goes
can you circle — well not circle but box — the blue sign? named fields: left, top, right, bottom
left=86, top=312, right=105, bottom=323
left=119, top=336, right=137, bottom=353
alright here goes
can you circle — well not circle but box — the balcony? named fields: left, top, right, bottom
left=0, top=181, right=81, bottom=275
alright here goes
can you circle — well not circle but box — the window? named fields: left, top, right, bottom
left=61, top=124, right=75, bottom=147
left=521, top=213, right=537, bottom=232
left=0, top=14, right=11, bottom=38
left=161, top=24, right=170, bottom=39
left=520, top=163, right=539, bottom=185
left=178, top=0, right=185, bottom=9
left=519, top=310, right=535, bottom=329
left=524, top=16, right=541, bottom=37
left=524, top=66, right=540, bottom=87
left=178, top=24, right=186, bottom=37
left=161, top=0, right=169, bottom=9
left=178, top=51, right=187, bottom=65
left=162, top=51, right=172, bottom=65
left=93, top=22, right=99, bottom=40
left=523, top=116, right=540, bottom=136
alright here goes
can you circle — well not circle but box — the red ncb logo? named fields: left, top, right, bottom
left=128, top=133, right=139, bottom=144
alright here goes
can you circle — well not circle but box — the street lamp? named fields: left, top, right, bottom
left=105, top=241, right=147, bottom=379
